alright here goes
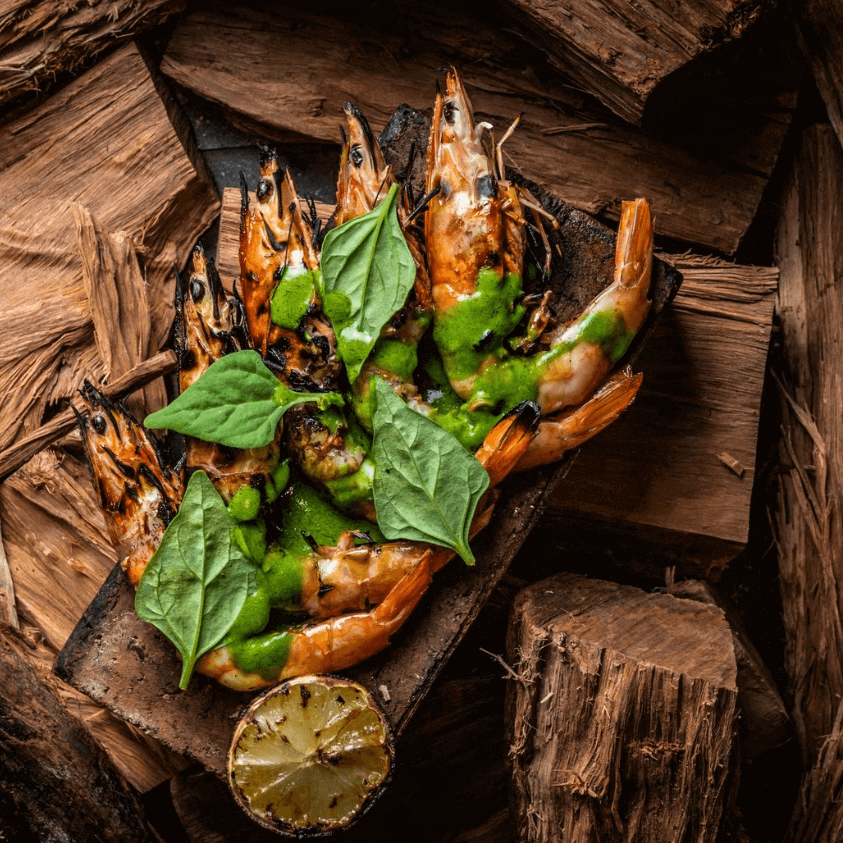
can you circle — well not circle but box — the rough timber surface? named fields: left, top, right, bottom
left=0, top=0, right=184, bottom=106
left=0, top=41, right=218, bottom=454
left=775, top=124, right=843, bottom=843
left=0, top=624, right=161, bottom=842
left=507, top=572, right=738, bottom=843
left=56, top=106, right=680, bottom=778
left=497, top=0, right=773, bottom=125
left=160, top=0, right=797, bottom=254
left=544, top=256, right=777, bottom=573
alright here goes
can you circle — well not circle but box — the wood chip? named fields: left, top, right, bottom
left=717, top=451, right=747, bottom=478
left=0, top=42, right=217, bottom=454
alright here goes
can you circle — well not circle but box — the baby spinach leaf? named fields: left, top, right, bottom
left=144, top=350, right=341, bottom=449
left=321, top=182, right=416, bottom=384
left=372, top=378, right=489, bottom=565
left=135, top=471, right=257, bottom=690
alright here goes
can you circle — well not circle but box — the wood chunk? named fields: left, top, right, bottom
left=497, top=0, right=773, bottom=125
left=0, top=42, right=218, bottom=453
left=0, top=445, right=187, bottom=792
left=215, top=188, right=333, bottom=292
left=506, top=572, right=738, bottom=843
left=543, top=256, right=777, bottom=573
left=74, top=204, right=167, bottom=418
left=671, top=579, right=792, bottom=759
left=161, top=0, right=792, bottom=253
left=774, top=124, right=843, bottom=842
left=796, top=0, right=843, bottom=154
left=0, top=0, right=183, bottom=107
left=0, top=513, right=17, bottom=628
left=0, top=624, right=160, bottom=842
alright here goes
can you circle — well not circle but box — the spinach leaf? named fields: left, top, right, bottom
left=320, top=182, right=416, bottom=383
left=144, top=350, right=342, bottom=449
left=372, top=378, right=489, bottom=565
left=135, top=470, right=257, bottom=689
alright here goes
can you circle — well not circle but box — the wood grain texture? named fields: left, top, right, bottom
left=796, top=0, right=843, bottom=154
left=544, top=256, right=777, bottom=563
left=74, top=204, right=167, bottom=419
left=160, top=0, right=792, bottom=253
left=0, top=41, right=218, bottom=453
left=0, top=446, right=187, bottom=793
left=498, top=0, right=772, bottom=125
left=0, top=0, right=184, bottom=106
left=0, top=514, right=17, bottom=629
left=506, top=572, right=738, bottom=843
left=774, top=124, right=843, bottom=843
left=0, top=624, right=161, bottom=842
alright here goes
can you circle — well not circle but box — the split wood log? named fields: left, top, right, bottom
left=774, top=124, right=843, bottom=843
left=0, top=0, right=184, bottom=107
left=497, top=0, right=773, bottom=126
left=0, top=41, right=218, bottom=454
left=0, top=623, right=160, bottom=842
left=795, top=0, right=843, bottom=155
left=74, top=204, right=168, bottom=418
left=543, top=256, right=777, bottom=576
left=670, top=579, right=791, bottom=759
left=0, top=445, right=187, bottom=793
left=160, top=0, right=796, bottom=254
left=506, top=572, right=738, bottom=843
left=0, top=512, right=17, bottom=628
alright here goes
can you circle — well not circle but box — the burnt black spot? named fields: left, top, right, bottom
left=443, top=101, right=457, bottom=123
left=91, top=414, right=107, bottom=434
left=329, top=796, right=339, bottom=808
left=336, top=694, right=345, bottom=705
left=484, top=251, right=501, bottom=268
left=263, top=220, right=285, bottom=253
left=477, top=175, right=498, bottom=199
left=350, top=144, right=364, bottom=168
left=125, top=484, right=139, bottom=502
left=317, top=583, right=334, bottom=598
left=103, top=447, right=136, bottom=479
left=215, top=446, right=237, bottom=469
left=180, top=349, right=197, bottom=371
left=190, top=279, right=206, bottom=303
left=300, top=685, right=311, bottom=708
left=158, top=500, right=176, bottom=526
left=265, top=348, right=287, bottom=372
left=473, top=330, right=495, bottom=352
left=256, top=178, right=272, bottom=201
left=249, top=474, right=267, bottom=493
left=390, top=309, right=408, bottom=330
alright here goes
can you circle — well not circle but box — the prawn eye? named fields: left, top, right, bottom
left=477, top=175, right=498, bottom=199
left=190, top=279, right=206, bottom=303
left=350, top=144, right=364, bottom=168
left=91, top=414, right=107, bottom=434
left=257, top=178, right=273, bottom=201
left=443, top=101, right=457, bottom=124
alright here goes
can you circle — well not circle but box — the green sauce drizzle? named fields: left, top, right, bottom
left=270, top=268, right=320, bottom=330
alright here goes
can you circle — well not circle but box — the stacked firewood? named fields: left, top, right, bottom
left=0, top=0, right=841, bottom=840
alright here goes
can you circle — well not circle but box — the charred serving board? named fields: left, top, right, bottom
left=55, top=105, right=681, bottom=778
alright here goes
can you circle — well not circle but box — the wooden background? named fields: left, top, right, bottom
left=1, top=0, right=841, bottom=840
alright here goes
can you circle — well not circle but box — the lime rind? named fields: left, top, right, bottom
left=228, top=674, right=394, bottom=835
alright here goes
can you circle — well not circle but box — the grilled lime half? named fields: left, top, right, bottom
left=227, top=675, right=394, bottom=835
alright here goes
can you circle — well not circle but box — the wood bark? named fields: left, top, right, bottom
left=497, top=0, right=773, bottom=125
left=0, top=0, right=184, bottom=107
left=543, top=256, right=777, bottom=574
left=795, top=0, right=843, bottom=155
left=774, top=124, right=843, bottom=842
left=0, top=623, right=161, bottom=842
left=0, top=41, right=218, bottom=454
left=0, top=445, right=188, bottom=793
left=671, top=579, right=791, bottom=759
left=160, top=0, right=797, bottom=254
left=506, top=572, right=738, bottom=843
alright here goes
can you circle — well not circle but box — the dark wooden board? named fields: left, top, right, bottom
left=55, top=105, right=681, bottom=778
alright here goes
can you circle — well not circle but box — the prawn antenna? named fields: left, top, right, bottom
left=406, top=185, right=441, bottom=224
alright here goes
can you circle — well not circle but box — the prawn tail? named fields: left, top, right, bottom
left=475, top=400, right=542, bottom=487
left=615, top=198, right=654, bottom=294
left=514, top=369, right=643, bottom=472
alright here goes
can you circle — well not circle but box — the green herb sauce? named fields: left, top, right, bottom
left=225, top=479, right=383, bottom=678
left=432, top=269, right=525, bottom=383
left=270, top=268, right=320, bottom=330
